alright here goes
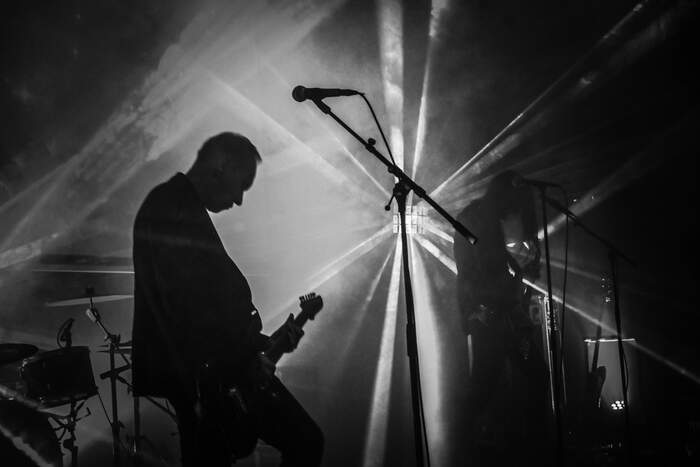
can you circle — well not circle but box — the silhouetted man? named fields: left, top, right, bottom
left=454, top=169, right=548, bottom=464
left=132, top=132, right=323, bottom=466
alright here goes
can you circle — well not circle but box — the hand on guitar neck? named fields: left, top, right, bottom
left=255, top=293, right=324, bottom=384
left=269, top=314, right=305, bottom=356
left=256, top=315, right=303, bottom=381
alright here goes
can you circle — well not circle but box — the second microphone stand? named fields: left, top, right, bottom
left=542, top=195, right=636, bottom=464
left=536, top=185, right=565, bottom=466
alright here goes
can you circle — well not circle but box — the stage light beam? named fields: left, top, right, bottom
left=266, top=225, right=392, bottom=323
left=412, top=232, right=700, bottom=388
left=412, top=0, right=451, bottom=180
left=377, top=0, right=405, bottom=173
left=409, top=234, right=447, bottom=464
left=362, top=238, right=403, bottom=467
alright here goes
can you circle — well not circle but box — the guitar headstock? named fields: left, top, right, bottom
left=299, top=292, right=323, bottom=320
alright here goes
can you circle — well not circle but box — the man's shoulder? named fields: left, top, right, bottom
left=138, top=173, right=189, bottom=214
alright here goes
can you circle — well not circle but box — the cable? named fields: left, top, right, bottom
left=96, top=391, right=113, bottom=427
left=623, top=347, right=629, bottom=388
left=359, top=93, right=397, bottom=167
left=558, top=188, right=570, bottom=380
left=360, top=92, right=430, bottom=465
left=96, top=392, right=129, bottom=454
left=416, top=368, right=432, bottom=467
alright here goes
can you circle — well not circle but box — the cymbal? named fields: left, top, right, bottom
left=97, top=348, right=132, bottom=355
left=45, top=294, right=133, bottom=308
left=0, top=343, right=39, bottom=366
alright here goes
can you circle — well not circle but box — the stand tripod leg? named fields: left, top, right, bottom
left=64, top=400, right=79, bottom=467
left=109, top=348, right=120, bottom=466
left=133, top=396, right=141, bottom=466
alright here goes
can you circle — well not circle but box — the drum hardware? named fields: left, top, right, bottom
left=0, top=343, right=38, bottom=366
left=45, top=294, right=133, bottom=308
left=99, top=340, right=133, bottom=348
left=84, top=287, right=127, bottom=467
left=97, top=348, right=132, bottom=355
left=45, top=398, right=91, bottom=467
left=19, top=317, right=97, bottom=467
left=97, top=341, right=133, bottom=355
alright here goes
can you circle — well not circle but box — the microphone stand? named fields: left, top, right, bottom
left=543, top=195, right=636, bottom=464
left=307, top=97, right=478, bottom=467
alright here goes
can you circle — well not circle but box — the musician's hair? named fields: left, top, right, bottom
left=484, top=169, right=538, bottom=239
left=195, top=132, right=261, bottom=169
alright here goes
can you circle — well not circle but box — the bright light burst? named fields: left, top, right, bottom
left=362, top=238, right=402, bottom=467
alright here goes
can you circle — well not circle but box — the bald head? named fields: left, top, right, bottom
left=187, top=132, right=261, bottom=212
left=193, top=132, right=261, bottom=171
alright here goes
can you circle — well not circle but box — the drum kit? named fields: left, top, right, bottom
left=0, top=288, right=174, bottom=467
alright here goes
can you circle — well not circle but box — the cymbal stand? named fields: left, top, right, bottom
left=84, top=289, right=124, bottom=467
left=85, top=288, right=176, bottom=467
left=97, top=366, right=176, bottom=466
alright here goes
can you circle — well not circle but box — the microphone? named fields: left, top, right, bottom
left=85, top=307, right=100, bottom=323
left=59, top=318, right=75, bottom=346
left=292, top=85, right=359, bottom=102
left=512, top=174, right=561, bottom=189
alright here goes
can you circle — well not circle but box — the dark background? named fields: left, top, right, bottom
left=1, top=0, right=698, bottom=465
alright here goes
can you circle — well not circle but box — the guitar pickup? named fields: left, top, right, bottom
left=228, top=386, right=248, bottom=414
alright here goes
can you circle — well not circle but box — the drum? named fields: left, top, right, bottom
left=0, top=400, right=62, bottom=467
left=20, top=346, right=97, bottom=408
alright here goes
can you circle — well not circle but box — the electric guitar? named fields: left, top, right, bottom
left=203, top=293, right=324, bottom=459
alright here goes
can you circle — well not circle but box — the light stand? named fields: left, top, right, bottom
left=306, top=97, right=478, bottom=467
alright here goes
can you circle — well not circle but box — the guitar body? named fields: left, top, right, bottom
left=199, top=293, right=323, bottom=460
left=199, top=378, right=259, bottom=459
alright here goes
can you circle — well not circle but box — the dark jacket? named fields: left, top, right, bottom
left=131, top=173, right=267, bottom=398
